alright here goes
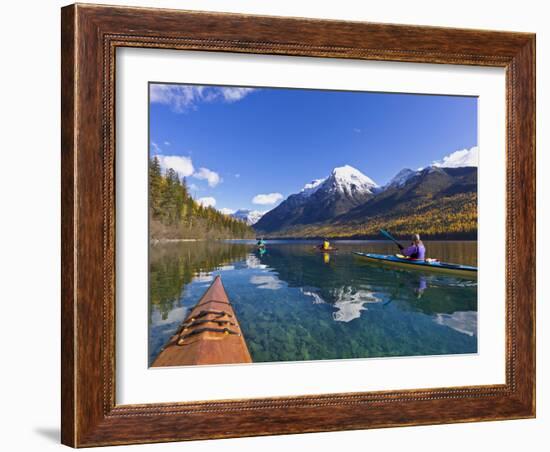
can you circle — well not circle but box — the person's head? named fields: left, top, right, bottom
left=412, top=233, right=421, bottom=244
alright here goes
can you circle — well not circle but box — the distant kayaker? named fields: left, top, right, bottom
left=257, top=237, right=266, bottom=248
left=400, top=234, right=426, bottom=260
left=322, top=238, right=331, bottom=251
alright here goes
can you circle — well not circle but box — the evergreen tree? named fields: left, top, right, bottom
left=149, top=157, right=255, bottom=239
left=149, top=156, right=162, bottom=218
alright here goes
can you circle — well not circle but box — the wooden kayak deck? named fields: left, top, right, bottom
left=151, top=275, right=252, bottom=367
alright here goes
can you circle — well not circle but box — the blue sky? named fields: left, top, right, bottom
left=149, top=83, right=477, bottom=213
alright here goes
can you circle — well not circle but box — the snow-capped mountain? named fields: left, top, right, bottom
left=254, top=165, right=378, bottom=233
left=294, top=165, right=378, bottom=200
left=253, top=147, right=479, bottom=237
left=296, top=166, right=378, bottom=200
left=384, top=168, right=417, bottom=189
left=383, top=146, right=478, bottom=191
left=299, top=178, right=326, bottom=197
left=231, top=209, right=265, bottom=226
left=325, top=165, right=379, bottom=195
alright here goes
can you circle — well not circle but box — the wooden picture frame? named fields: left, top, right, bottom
left=61, top=3, right=535, bottom=447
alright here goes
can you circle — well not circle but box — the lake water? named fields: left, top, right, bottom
left=149, top=240, right=478, bottom=366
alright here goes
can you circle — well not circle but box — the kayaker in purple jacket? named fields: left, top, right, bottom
left=399, top=234, right=426, bottom=260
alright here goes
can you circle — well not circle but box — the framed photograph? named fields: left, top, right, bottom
left=61, top=3, right=535, bottom=447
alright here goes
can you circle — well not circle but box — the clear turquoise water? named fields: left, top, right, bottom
left=149, top=240, right=477, bottom=366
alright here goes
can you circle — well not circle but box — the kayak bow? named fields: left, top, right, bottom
left=353, top=252, right=477, bottom=278
left=151, top=275, right=252, bottom=367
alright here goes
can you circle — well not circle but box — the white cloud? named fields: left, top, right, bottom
left=432, top=146, right=479, bottom=168
left=150, top=84, right=256, bottom=112
left=151, top=141, right=161, bottom=153
left=219, top=87, right=255, bottom=102
left=188, top=183, right=200, bottom=192
left=150, top=85, right=200, bottom=111
left=219, top=208, right=235, bottom=215
left=252, top=192, right=284, bottom=205
left=197, top=197, right=216, bottom=208
left=193, top=167, right=221, bottom=187
left=235, top=173, right=240, bottom=179
left=164, top=141, right=171, bottom=146
left=155, top=155, right=222, bottom=188
left=156, top=155, right=194, bottom=177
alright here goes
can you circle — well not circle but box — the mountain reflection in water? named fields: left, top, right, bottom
left=149, top=240, right=478, bottom=365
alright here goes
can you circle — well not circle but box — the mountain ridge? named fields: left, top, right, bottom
left=254, top=165, right=378, bottom=233
left=230, top=209, right=265, bottom=226
left=254, top=156, right=478, bottom=239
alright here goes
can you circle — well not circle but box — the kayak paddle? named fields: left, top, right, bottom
left=379, top=229, right=404, bottom=250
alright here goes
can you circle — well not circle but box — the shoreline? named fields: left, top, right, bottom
left=152, top=237, right=478, bottom=244
left=257, top=234, right=478, bottom=241
left=150, top=238, right=205, bottom=245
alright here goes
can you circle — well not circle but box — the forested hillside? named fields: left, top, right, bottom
left=149, top=157, right=255, bottom=240
left=274, top=192, right=477, bottom=239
